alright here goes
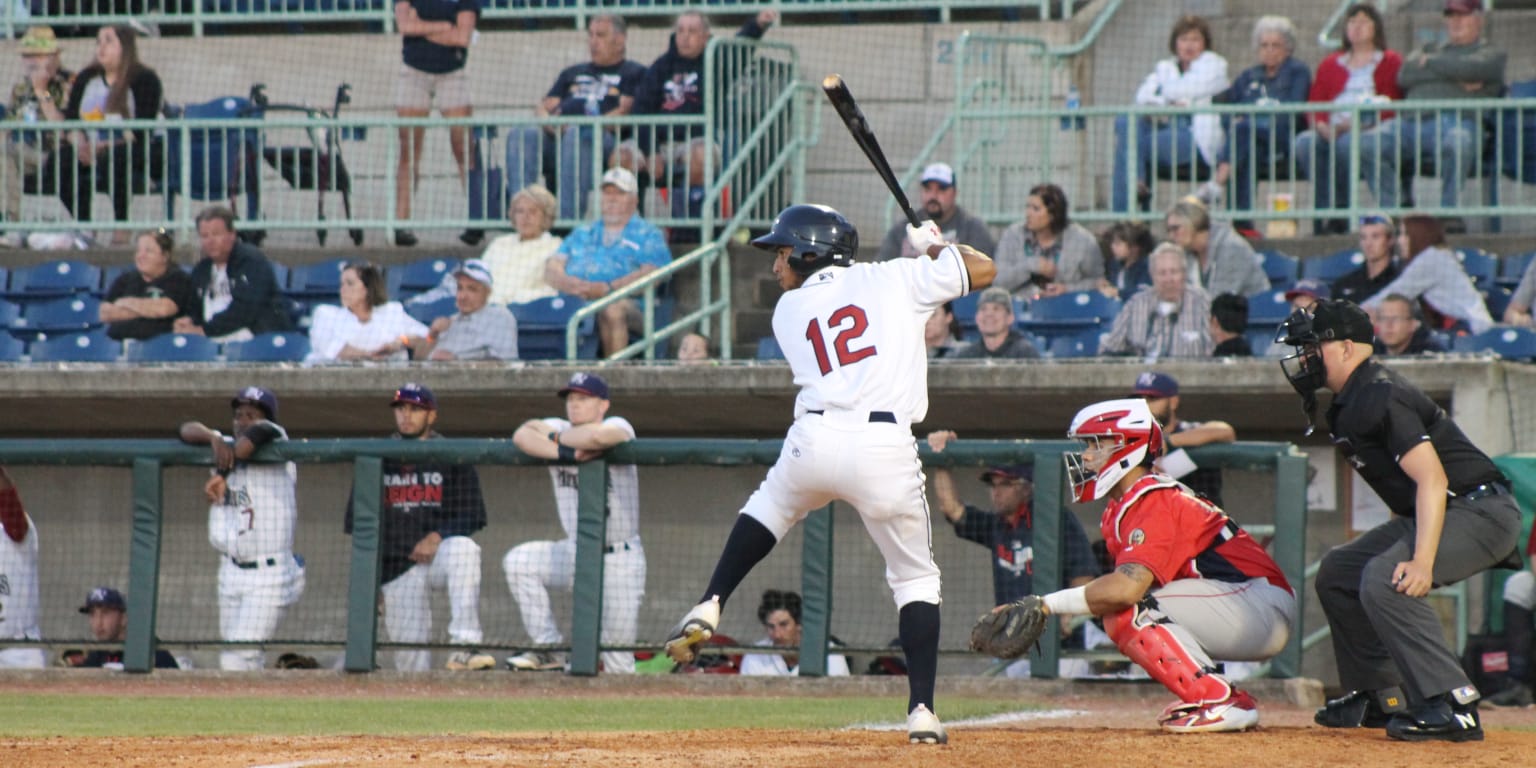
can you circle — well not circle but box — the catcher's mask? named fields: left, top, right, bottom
left=1275, top=299, right=1374, bottom=435
left=1065, top=398, right=1163, bottom=503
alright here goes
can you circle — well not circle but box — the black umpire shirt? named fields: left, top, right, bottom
left=1326, top=358, right=1505, bottom=517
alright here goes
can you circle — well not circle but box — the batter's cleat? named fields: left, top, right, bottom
left=504, top=651, right=565, bottom=671
left=1486, top=681, right=1534, bottom=708
left=1314, top=690, right=1392, bottom=728
left=906, top=704, right=947, bottom=745
left=664, top=595, right=721, bottom=664
left=1160, top=689, right=1259, bottom=734
left=1386, top=697, right=1483, bottom=742
left=445, top=650, right=496, bottom=671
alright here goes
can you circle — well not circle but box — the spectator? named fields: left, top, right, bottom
left=1101, top=242, right=1213, bottom=359
left=1206, top=16, right=1311, bottom=232
left=56, top=24, right=161, bottom=245
left=1360, top=214, right=1493, bottom=333
left=1165, top=199, right=1269, bottom=298
left=1285, top=278, right=1330, bottom=312
left=1110, top=15, right=1229, bottom=212
left=1373, top=293, right=1446, bottom=355
left=951, top=286, right=1039, bottom=359
left=738, top=589, right=850, bottom=677
left=415, top=259, right=518, bottom=361
left=1132, top=371, right=1236, bottom=507
left=407, top=185, right=564, bottom=309
left=1293, top=4, right=1403, bottom=236
left=676, top=331, right=711, bottom=364
left=392, top=0, right=479, bottom=247
left=544, top=167, right=671, bottom=358
left=1485, top=525, right=1535, bottom=707
left=64, top=587, right=178, bottom=669
left=306, top=262, right=429, bottom=363
left=994, top=182, right=1104, bottom=298
left=1506, top=256, right=1536, bottom=327
left=1331, top=213, right=1401, bottom=304
left=924, top=302, right=964, bottom=360
left=506, top=15, right=646, bottom=221
left=1376, top=0, right=1506, bottom=229
left=1, top=26, right=71, bottom=248
left=876, top=162, right=996, bottom=261
left=99, top=229, right=195, bottom=341
left=1099, top=221, right=1155, bottom=299
left=174, top=207, right=292, bottom=343
left=0, top=466, right=43, bottom=669
left=1210, top=292, right=1252, bottom=357
left=346, top=383, right=492, bottom=671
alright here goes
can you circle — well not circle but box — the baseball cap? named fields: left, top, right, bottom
left=79, top=586, right=125, bottom=614
left=919, top=162, right=956, bottom=188
left=979, top=464, right=1032, bottom=484
left=1307, top=299, right=1376, bottom=344
left=601, top=167, right=638, bottom=195
left=977, top=286, right=1012, bottom=310
left=558, top=371, right=610, bottom=400
left=453, top=258, right=494, bottom=288
left=1132, top=371, right=1179, bottom=399
left=392, top=382, right=437, bottom=410
left=231, top=386, right=278, bottom=420
left=1284, top=278, right=1331, bottom=303
left=1444, top=0, right=1483, bottom=14
left=19, top=26, right=59, bottom=56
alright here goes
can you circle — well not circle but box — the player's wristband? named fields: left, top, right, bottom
left=556, top=445, right=576, bottom=462
left=1042, top=585, right=1089, bottom=616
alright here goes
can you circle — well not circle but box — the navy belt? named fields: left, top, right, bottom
left=1457, top=482, right=1509, bottom=502
left=807, top=410, right=896, bottom=423
left=231, top=556, right=278, bottom=570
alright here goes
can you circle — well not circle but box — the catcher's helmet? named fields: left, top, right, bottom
left=751, top=204, right=858, bottom=277
left=1064, top=398, right=1164, bottom=503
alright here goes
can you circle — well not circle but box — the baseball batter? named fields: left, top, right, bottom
left=0, top=467, right=44, bottom=669
left=180, top=387, right=306, bottom=671
left=663, top=204, right=996, bottom=744
left=505, top=372, right=645, bottom=674
left=345, top=383, right=490, bottom=672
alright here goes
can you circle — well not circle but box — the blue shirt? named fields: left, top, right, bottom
left=953, top=503, right=1100, bottom=605
left=400, top=0, right=479, bottom=75
left=557, top=215, right=672, bottom=283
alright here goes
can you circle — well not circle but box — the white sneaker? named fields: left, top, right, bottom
left=906, top=704, right=947, bottom=745
left=505, top=650, right=565, bottom=671
left=445, top=650, right=496, bottom=671
left=663, top=595, right=721, bottom=664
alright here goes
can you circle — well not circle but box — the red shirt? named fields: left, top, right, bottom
left=1307, top=50, right=1404, bottom=128
left=1101, top=474, right=1292, bottom=594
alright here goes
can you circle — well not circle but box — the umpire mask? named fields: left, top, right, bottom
left=1275, top=307, right=1325, bottom=436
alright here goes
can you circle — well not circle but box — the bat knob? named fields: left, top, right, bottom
left=822, top=74, right=843, bottom=90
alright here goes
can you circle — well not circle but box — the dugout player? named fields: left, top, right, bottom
left=662, top=204, right=996, bottom=745
left=345, top=383, right=491, bottom=672
left=0, top=466, right=44, bottom=669
left=1278, top=299, right=1522, bottom=742
left=505, top=372, right=645, bottom=674
left=180, top=387, right=306, bottom=671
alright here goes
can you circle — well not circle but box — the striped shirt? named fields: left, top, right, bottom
left=1100, top=286, right=1213, bottom=359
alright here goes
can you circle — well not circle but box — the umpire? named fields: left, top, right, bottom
left=1277, top=299, right=1521, bottom=742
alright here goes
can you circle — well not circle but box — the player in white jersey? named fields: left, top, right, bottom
left=504, top=372, right=645, bottom=674
left=663, top=204, right=996, bottom=744
left=0, top=467, right=45, bottom=669
left=180, top=387, right=306, bottom=671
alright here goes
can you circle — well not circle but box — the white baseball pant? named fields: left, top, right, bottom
left=503, top=537, right=646, bottom=674
left=218, top=552, right=305, bottom=671
left=0, top=647, right=45, bottom=668
left=1145, top=577, right=1295, bottom=663
left=382, top=535, right=484, bottom=671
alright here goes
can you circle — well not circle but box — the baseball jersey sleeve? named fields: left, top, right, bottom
left=889, top=244, right=972, bottom=311
left=1111, top=490, right=1205, bottom=587
left=603, top=416, right=638, bottom=442
left=1376, top=383, right=1435, bottom=461
left=951, top=506, right=993, bottom=546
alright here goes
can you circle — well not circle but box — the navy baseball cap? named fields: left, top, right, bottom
left=392, top=382, right=437, bottom=410
left=980, top=465, right=1033, bottom=484
left=1284, top=278, right=1331, bottom=303
left=1132, top=371, right=1179, bottom=399
left=558, top=372, right=609, bottom=400
left=79, top=586, right=125, bottom=614
left=231, top=386, right=278, bottom=420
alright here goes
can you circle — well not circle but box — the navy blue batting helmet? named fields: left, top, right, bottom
left=751, top=204, right=858, bottom=277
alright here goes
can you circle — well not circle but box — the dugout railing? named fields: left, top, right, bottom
left=0, top=436, right=1307, bottom=679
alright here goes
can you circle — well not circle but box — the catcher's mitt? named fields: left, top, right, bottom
left=275, top=652, right=320, bottom=670
left=969, top=595, right=1049, bottom=659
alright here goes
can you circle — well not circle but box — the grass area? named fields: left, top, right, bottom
left=0, top=695, right=1038, bottom=737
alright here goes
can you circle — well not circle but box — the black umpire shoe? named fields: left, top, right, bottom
left=1315, top=690, right=1392, bottom=728
left=1385, top=696, right=1483, bottom=743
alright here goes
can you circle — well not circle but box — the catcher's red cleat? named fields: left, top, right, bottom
left=1160, top=689, right=1259, bottom=734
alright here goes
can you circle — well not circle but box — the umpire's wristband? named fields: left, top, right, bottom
left=557, top=445, right=577, bottom=462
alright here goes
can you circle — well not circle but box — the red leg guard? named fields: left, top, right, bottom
left=1106, top=605, right=1231, bottom=705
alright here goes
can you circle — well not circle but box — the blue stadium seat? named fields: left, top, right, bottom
left=388, top=257, right=458, bottom=301
left=0, top=299, right=18, bottom=328
left=1047, top=333, right=1098, bottom=358
left=1247, top=289, right=1294, bottom=325
left=4, top=260, right=101, bottom=300
left=126, top=333, right=222, bottom=362
left=0, top=333, right=21, bottom=362
left=1300, top=249, right=1364, bottom=283
left=223, top=332, right=310, bottom=362
left=1016, top=290, right=1120, bottom=340
left=1483, top=287, right=1514, bottom=321
left=1454, top=326, right=1536, bottom=360
left=11, top=296, right=102, bottom=337
left=755, top=336, right=784, bottom=360
left=405, top=296, right=458, bottom=326
left=286, top=257, right=353, bottom=299
left=951, top=291, right=981, bottom=337
left=1455, top=247, right=1499, bottom=292
left=269, top=262, right=291, bottom=293
left=29, top=330, right=120, bottom=362
left=510, top=294, right=598, bottom=360
left=1259, top=250, right=1300, bottom=291
left=163, top=96, right=262, bottom=223
left=1498, top=251, right=1535, bottom=289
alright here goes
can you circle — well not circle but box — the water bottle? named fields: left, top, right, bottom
left=21, top=99, right=38, bottom=124
left=1060, top=83, right=1083, bottom=131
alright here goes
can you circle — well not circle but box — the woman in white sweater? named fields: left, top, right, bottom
left=305, top=262, right=428, bottom=363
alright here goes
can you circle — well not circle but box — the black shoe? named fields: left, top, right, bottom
left=1442, top=217, right=1467, bottom=235
left=1315, top=690, right=1393, bottom=728
left=1386, top=696, right=1482, bottom=742
left=394, top=229, right=418, bottom=247
left=459, top=228, right=485, bottom=246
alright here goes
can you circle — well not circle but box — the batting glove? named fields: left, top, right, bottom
left=906, top=220, right=944, bottom=255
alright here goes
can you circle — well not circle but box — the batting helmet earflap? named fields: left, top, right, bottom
left=751, top=204, right=859, bottom=277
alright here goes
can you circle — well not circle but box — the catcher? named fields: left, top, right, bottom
left=972, top=398, right=1295, bottom=733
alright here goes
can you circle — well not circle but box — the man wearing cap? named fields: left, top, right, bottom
left=1331, top=215, right=1401, bottom=306
left=1285, top=278, right=1329, bottom=313
left=951, top=286, right=1039, bottom=359
left=414, top=259, right=519, bottom=361
left=545, top=166, right=671, bottom=357
left=179, top=387, right=306, bottom=671
left=1133, top=372, right=1236, bottom=508
left=1, top=26, right=71, bottom=247
left=1277, top=298, right=1520, bottom=741
left=1373, top=293, right=1444, bottom=356
left=345, top=383, right=492, bottom=671
left=505, top=372, right=645, bottom=673
left=0, top=466, right=43, bottom=669
left=64, top=587, right=179, bottom=669
left=1102, top=243, right=1213, bottom=359
left=876, top=162, right=996, bottom=262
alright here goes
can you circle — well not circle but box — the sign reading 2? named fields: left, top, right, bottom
left=805, top=305, right=877, bottom=375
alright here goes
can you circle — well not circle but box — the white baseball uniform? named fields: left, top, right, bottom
left=739, top=637, right=851, bottom=677
left=742, top=246, right=972, bottom=608
left=503, top=416, right=646, bottom=674
left=0, top=492, right=44, bottom=669
left=207, top=425, right=305, bottom=671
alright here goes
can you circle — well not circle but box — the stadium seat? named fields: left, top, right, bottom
left=285, top=257, right=353, bottom=299
left=951, top=291, right=981, bottom=337
left=0, top=333, right=21, bottom=362
left=11, top=296, right=102, bottom=337
left=1483, top=287, right=1515, bottom=321
left=0, top=299, right=18, bottom=328
left=4, top=260, right=101, bottom=301
left=223, top=331, right=310, bottom=362
left=1454, top=326, right=1536, bottom=360
left=125, top=333, right=222, bottom=363
left=1047, top=333, right=1098, bottom=358
left=269, top=262, right=291, bottom=293
left=162, top=95, right=262, bottom=224
left=1455, top=247, right=1499, bottom=292
left=1016, top=290, right=1120, bottom=337
left=1259, top=250, right=1300, bottom=290
left=405, top=296, right=458, bottom=326
left=510, top=294, right=598, bottom=360
left=388, top=257, right=459, bottom=301
left=29, top=330, right=120, bottom=362
left=755, top=336, right=784, bottom=360
left=1498, top=251, right=1535, bottom=289
left=1300, top=249, right=1363, bottom=283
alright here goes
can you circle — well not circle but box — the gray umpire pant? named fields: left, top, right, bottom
left=1315, top=493, right=1521, bottom=702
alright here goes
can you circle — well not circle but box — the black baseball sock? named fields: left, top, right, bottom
left=700, top=514, right=778, bottom=606
left=1506, top=602, right=1533, bottom=684
left=899, top=600, right=941, bottom=714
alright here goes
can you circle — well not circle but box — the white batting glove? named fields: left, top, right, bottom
left=906, top=220, right=944, bottom=255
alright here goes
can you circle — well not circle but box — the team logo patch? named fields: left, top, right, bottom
left=1128, top=528, right=1146, bottom=546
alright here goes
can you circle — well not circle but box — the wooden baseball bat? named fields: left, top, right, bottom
left=821, top=74, right=923, bottom=228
